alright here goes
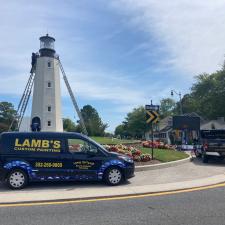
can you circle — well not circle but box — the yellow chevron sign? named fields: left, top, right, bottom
left=146, top=110, right=159, bottom=124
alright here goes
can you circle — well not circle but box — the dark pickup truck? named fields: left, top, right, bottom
left=195, top=130, right=225, bottom=163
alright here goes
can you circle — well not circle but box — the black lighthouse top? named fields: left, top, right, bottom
left=39, top=34, right=56, bottom=58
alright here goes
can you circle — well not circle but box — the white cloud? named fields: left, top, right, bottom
left=60, top=69, right=148, bottom=106
left=111, top=0, right=225, bottom=75
left=0, top=66, right=149, bottom=111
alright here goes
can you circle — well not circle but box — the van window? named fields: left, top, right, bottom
left=68, top=138, right=98, bottom=154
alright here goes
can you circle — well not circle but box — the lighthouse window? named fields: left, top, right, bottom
left=47, top=106, right=51, bottom=112
left=47, top=121, right=51, bottom=126
left=47, top=82, right=52, bottom=88
left=48, top=62, right=51, bottom=67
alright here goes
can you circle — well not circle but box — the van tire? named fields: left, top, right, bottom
left=103, top=167, right=123, bottom=186
left=7, top=169, right=28, bottom=190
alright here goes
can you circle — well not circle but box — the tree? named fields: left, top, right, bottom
left=104, top=132, right=114, bottom=137
left=190, top=71, right=225, bottom=119
left=114, top=124, right=129, bottom=138
left=0, top=101, right=17, bottom=132
left=115, top=124, right=125, bottom=136
left=159, top=98, right=176, bottom=118
left=63, top=118, right=76, bottom=132
left=179, top=94, right=197, bottom=114
left=174, top=69, right=225, bottom=119
left=77, top=105, right=108, bottom=136
left=115, top=106, right=148, bottom=139
left=125, top=107, right=148, bottom=138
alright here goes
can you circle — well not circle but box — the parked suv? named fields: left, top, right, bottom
left=195, top=130, right=225, bottom=163
left=0, top=132, right=135, bottom=189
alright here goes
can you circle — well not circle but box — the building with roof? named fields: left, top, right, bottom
left=145, top=112, right=225, bottom=145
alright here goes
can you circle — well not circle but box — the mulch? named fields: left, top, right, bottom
left=134, top=159, right=161, bottom=166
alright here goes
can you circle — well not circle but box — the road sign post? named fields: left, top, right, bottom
left=151, top=122, right=154, bottom=160
left=145, top=102, right=160, bottom=160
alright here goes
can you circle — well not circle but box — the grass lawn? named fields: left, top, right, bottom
left=91, top=137, right=140, bottom=145
left=141, top=147, right=189, bottom=162
left=71, top=136, right=188, bottom=163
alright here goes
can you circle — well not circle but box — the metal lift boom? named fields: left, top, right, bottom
left=9, top=71, right=35, bottom=131
left=58, top=59, right=88, bottom=135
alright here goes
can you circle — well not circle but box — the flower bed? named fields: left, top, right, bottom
left=103, top=144, right=152, bottom=162
left=142, top=141, right=176, bottom=150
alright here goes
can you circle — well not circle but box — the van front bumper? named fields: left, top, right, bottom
left=124, top=165, right=135, bottom=179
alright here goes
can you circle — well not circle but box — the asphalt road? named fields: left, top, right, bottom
left=1, top=186, right=225, bottom=225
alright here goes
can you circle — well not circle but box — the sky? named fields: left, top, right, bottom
left=1, top=0, right=225, bottom=132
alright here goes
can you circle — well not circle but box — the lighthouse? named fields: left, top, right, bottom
left=13, top=35, right=87, bottom=134
left=30, top=34, right=63, bottom=132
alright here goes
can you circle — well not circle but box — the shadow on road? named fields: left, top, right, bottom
left=191, top=156, right=225, bottom=167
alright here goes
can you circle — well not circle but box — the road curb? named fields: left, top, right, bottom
left=1, top=176, right=225, bottom=206
left=135, top=155, right=191, bottom=172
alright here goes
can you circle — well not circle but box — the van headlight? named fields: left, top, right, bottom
left=119, top=156, right=133, bottom=163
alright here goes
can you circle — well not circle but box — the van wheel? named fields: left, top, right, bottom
left=7, top=169, right=28, bottom=190
left=104, top=167, right=123, bottom=186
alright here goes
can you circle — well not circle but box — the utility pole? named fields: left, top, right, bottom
left=171, top=90, right=183, bottom=115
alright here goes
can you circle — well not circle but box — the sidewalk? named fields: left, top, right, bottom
left=0, top=158, right=225, bottom=204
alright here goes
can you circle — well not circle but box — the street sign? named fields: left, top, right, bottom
left=145, top=105, right=160, bottom=111
left=145, top=102, right=160, bottom=161
left=146, top=110, right=159, bottom=124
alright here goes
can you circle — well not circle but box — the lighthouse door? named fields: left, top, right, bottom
left=31, top=117, right=41, bottom=131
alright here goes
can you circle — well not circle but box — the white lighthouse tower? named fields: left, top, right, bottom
left=31, top=34, right=63, bottom=132
left=12, top=34, right=87, bottom=134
